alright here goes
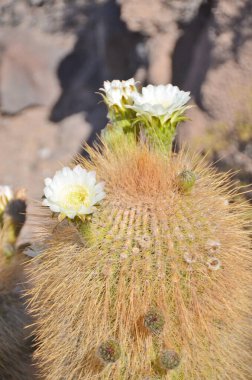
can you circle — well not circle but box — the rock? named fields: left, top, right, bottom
left=29, top=0, right=45, bottom=5
left=118, top=0, right=204, bottom=36
left=118, top=0, right=208, bottom=85
left=0, top=29, right=74, bottom=114
left=0, top=107, right=90, bottom=243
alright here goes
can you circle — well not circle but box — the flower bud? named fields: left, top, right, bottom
left=178, top=170, right=196, bottom=192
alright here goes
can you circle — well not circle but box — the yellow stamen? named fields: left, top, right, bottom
left=60, top=185, right=88, bottom=210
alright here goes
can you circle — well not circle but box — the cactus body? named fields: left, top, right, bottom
left=28, top=142, right=251, bottom=379
left=0, top=190, right=34, bottom=379
left=0, top=246, right=34, bottom=379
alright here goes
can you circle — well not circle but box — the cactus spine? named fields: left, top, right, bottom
left=28, top=81, right=251, bottom=379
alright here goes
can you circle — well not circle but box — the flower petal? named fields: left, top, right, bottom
left=42, top=166, right=106, bottom=219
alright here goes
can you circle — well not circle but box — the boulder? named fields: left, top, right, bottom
left=0, top=29, right=73, bottom=114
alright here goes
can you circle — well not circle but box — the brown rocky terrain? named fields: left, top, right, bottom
left=0, top=0, right=251, bottom=240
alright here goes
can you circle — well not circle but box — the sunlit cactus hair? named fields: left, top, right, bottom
left=0, top=188, right=34, bottom=379
left=27, top=80, right=251, bottom=380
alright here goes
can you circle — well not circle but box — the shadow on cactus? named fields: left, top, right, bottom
left=0, top=187, right=35, bottom=379
left=27, top=80, right=251, bottom=379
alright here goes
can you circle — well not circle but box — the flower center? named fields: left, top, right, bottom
left=60, top=185, right=88, bottom=210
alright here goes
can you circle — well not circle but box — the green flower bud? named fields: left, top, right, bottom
left=178, top=170, right=196, bottom=192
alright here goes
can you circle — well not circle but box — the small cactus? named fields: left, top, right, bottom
left=27, top=81, right=252, bottom=380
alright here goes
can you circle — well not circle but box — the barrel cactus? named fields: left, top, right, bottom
left=28, top=79, right=251, bottom=379
left=0, top=187, right=34, bottom=379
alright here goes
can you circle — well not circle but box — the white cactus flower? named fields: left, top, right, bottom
left=42, top=165, right=105, bottom=220
left=100, top=78, right=137, bottom=109
left=128, top=84, right=191, bottom=122
left=0, top=185, right=13, bottom=212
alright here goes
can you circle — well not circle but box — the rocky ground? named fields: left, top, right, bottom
left=0, top=0, right=251, bottom=240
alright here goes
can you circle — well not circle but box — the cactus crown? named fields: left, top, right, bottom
left=28, top=80, right=251, bottom=380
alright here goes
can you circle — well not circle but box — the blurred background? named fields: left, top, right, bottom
left=0, top=0, right=251, bottom=239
